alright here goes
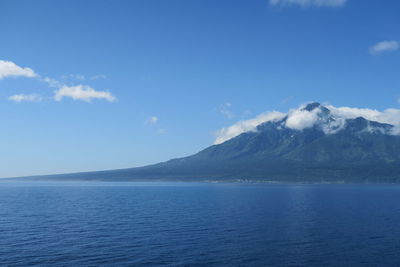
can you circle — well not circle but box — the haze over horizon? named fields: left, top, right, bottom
left=1, top=0, right=399, bottom=178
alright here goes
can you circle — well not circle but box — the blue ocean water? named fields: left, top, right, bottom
left=1, top=182, right=400, bottom=266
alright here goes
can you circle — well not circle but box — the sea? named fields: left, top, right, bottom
left=1, top=181, right=400, bottom=266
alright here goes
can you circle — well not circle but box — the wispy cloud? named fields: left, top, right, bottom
left=214, top=111, right=285, bottom=144
left=54, top=85, right=116, bottom=102
left=146, top=117, right=166, bottom=134
left=90, top=74, right=107, bottom=80
left=269, top=0, right=347, bottom=8
left=60, top=74, right=106, bottom=81
left=61, top=74, right=86, bottom=81
left=147, top=116, right=159, bottom=124
left=8, top=94, right=42, bottom=103
left=157, top=128, right=167, bottom=134
left=219, top=102, right=235, bottom=119
left=369, top=41, right=399, bottom=55
left=0, top=60, right=37, bottom=79
left=41, top=77, right=62, bottom=88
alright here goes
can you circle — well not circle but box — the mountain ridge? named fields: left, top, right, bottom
left=12, top=102, right=400, bottom=183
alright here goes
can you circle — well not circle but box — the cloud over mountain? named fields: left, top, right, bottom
left=215, top=103, right=400, bottom=144
left=214, top=111, right=285, bottom=144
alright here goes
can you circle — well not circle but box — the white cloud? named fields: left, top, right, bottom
left=54, top=85, right=116, bottom=102
left=328, top=105, right=400, bottom=135
left=369, top=41, right=399, bottom=55
left=44, top=77, right=116, bottom=104
left=147, top=116, right=158, bottom=124
left=214, top=103, right=400, bottom=144
left=270, top=0, right=347, bottom=7
left=0, top=59, right=116, bottom=104
left=0, top=60, right=36, bottom=79
left=285, top=108, right=320, bottom=130
left=214, top=111, right=285, bottom=144
left=327, top=105, right=400, bottom=126
left=8, top=94, right=42, bottom=102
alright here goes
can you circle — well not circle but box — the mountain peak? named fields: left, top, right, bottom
left=303, top=102, right=322, bottom=111
left=301, top=102, right=331, bottom=119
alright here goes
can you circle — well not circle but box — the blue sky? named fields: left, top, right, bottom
left=1, top=0, right=399, bottom=177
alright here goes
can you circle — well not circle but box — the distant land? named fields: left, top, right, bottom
left=11, top=103, right=400, bottom=183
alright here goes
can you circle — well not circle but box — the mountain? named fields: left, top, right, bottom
left=18, top=103, right=400, bottom=183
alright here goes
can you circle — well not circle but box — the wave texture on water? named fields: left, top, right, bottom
left=0, top=182, right=400, bottom=266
